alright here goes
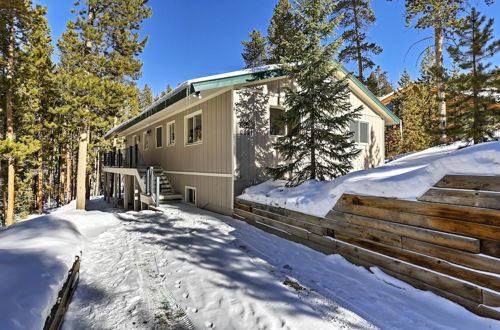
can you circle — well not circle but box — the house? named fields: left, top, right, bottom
left=103, top=64, right=400, bottom=215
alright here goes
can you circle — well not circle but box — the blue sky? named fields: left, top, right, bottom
left=38, top=0, right=499, bottom=97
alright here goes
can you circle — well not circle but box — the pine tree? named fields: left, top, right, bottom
left=385, top=66, right=438, bottom=158
left=0, top=0, right=54, bottom=224
left=447, top=8, right=499, bottom=144
left=395, top=0, right=467, bottom=143
left=267, top=0, right=362, bottom=186
left=334, top=0, right=382, bottom=82
left=365, top=65, right=393, bottom=97
left=241, top=29, right=267, bottom=68
left=139, top=84, right=153, bottom=110
left=56, top=0, right=151, bottom=210
left=267, top=0, right=298, bottom=64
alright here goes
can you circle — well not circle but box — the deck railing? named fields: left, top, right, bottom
left=103, top=146, right=145, bottom=168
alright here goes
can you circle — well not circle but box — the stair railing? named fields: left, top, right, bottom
left=146, top=166, right=160, bottom=207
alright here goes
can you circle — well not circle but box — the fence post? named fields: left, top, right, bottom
left=156, top=177, right=160, bottom=207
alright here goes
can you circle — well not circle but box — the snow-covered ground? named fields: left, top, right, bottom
left=0, top=210, right=82, bottom=329
left=3, top=198, right=495, bottom=329
left=239, top=141, right=500, bottom=217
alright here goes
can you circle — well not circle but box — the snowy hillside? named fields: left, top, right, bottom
left=239, top=141, right=500, bottom=217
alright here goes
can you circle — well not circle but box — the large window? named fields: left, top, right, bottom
left=269, top=107, right=286, bottom=136
left=350, top=120, right=370, bottom=144
left=156, top=126, right=163, bottom=148
left=167, top=120, right=175, bottom=146
left=185, top=110, right=202, bottom=145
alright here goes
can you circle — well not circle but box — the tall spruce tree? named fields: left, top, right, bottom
left=334, top=0, right=382, bottom=82
left=267, top=0, right=362, bottom=186
left=394, top=0, right=466, bottom=143
left=241, top=29, right=268, bottom=68
left=0, top=1, right=54, bottom=224
left=366, top=65, right=393, bottom=97
left=139, top=84, right=153, bottom=110
left=56, top=0, right=151, bottom=210
left=267, top=0, right=298, bottom=64
left=447, top=8, right=499, bottom=144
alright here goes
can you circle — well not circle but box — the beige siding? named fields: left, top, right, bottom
left=124, top=91, right=233, bottom=214
left=349, top=92, right=386, bottom=170
left=167, top=174, right=233, bottom=215
left=234, top=78, right=386, bottom=195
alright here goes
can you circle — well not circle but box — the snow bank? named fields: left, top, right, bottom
left=0, top=214, right=83, bottom=330
left=239, top=141, right=500, bottom=217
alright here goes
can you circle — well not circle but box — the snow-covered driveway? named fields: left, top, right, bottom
left=61, top=199, right=498, bottom=330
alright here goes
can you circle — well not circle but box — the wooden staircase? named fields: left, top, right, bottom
left=234, top=175, right=500, bottom=320
left=138, top=167, right=183, bottom=204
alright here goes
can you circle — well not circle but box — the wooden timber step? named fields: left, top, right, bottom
left=233, top=198, right=500, bottom=320
left=335, top=194, right=500, bottom=226
left=419, top=188, right=500, bottom=210
left=435, top=175, right=500, bottom=192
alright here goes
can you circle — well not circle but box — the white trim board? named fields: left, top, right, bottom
left=166, top=170, right=232, bottom=178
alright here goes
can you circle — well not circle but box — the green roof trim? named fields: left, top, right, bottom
left=337, top=64, right=400, bottom=125
left=106, top=65, right=399, bottom=138
left=192, top=69, right=284, bottom=92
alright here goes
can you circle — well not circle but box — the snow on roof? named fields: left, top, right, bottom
left=238, top=140, right=500, bottom=217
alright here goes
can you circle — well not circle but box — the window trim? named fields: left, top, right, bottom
left=185, top=186, right=197, bottom=205
left=269, top=105, right=287, bottom=138
left=351, top=120, right=370, bottom=145
left=143, top=131, right=149, bottom=150
left=166, top=120, right=176, bottom=147
left=155, top=125, right=163, bottom=149
left=184, top=109, right=203, bottom=146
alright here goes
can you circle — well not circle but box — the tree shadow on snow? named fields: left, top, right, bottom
left=115, top=203, right=371, bottom=328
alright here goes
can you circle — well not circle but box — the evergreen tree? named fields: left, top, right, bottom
left=447, top=8, right=499, bottom=144
left=241, top=29, right=267, bottom=68
left=394, top=0, right=466, bottom=143
left=267, top=0, right=298, bottom=64
left=139, top=84, right=153, bottom=109
left=267, top=0, right=362, bottom=186
left=385, top=66, right=438, bottom=157
left=56, top=0, right=151, bottom=209
left=365, top=65, right=393, bottom=97
left=334, top=0, right=382, bottom=82
left=0, top=1, right=55, bottom=224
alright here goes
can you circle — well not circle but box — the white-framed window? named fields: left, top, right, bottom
left=167, top=120, right=175, bottom=146
left=185, top=110, right=203, bottom=145
left=155, top=126, right=163, bottom=148
left=185, top=186, right=197, bottom=205
left=143, top=131, right=149, bottom=150
left=350, top=120, right=370, bottom=144
left=269, top=106, right=286, bottom=136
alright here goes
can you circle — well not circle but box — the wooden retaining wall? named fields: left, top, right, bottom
left=234, top=175, right=500, bottom=320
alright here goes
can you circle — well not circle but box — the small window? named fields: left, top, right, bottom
left=185, top=110, right=202, bottom=145
left=350, top=120, right=370, bottom=144
left=269, top=107, right=286, bottom=136
left=156, top=126, right=163, bottom=148
left=143, top=132, right=149, bottom=150
left=185, top=186, right=197, bottom=205
left=167, top=120, right=175, bottom=146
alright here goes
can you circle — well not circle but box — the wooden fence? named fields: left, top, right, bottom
left=234, top=175, right=500, bottom=320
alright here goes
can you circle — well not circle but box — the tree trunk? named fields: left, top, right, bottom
left=434, top=19, right=447, bottom=143
left=352, top=2, right=364, bottom=82
left=76, top=129, right=88, bottom=210
left=65, top=145, right=72, bottom=203
left=59, top=145, right=66, bottom=205
left=5, top=22, right=15, bottom=226
left=37, top=150, right=43, bottom=214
